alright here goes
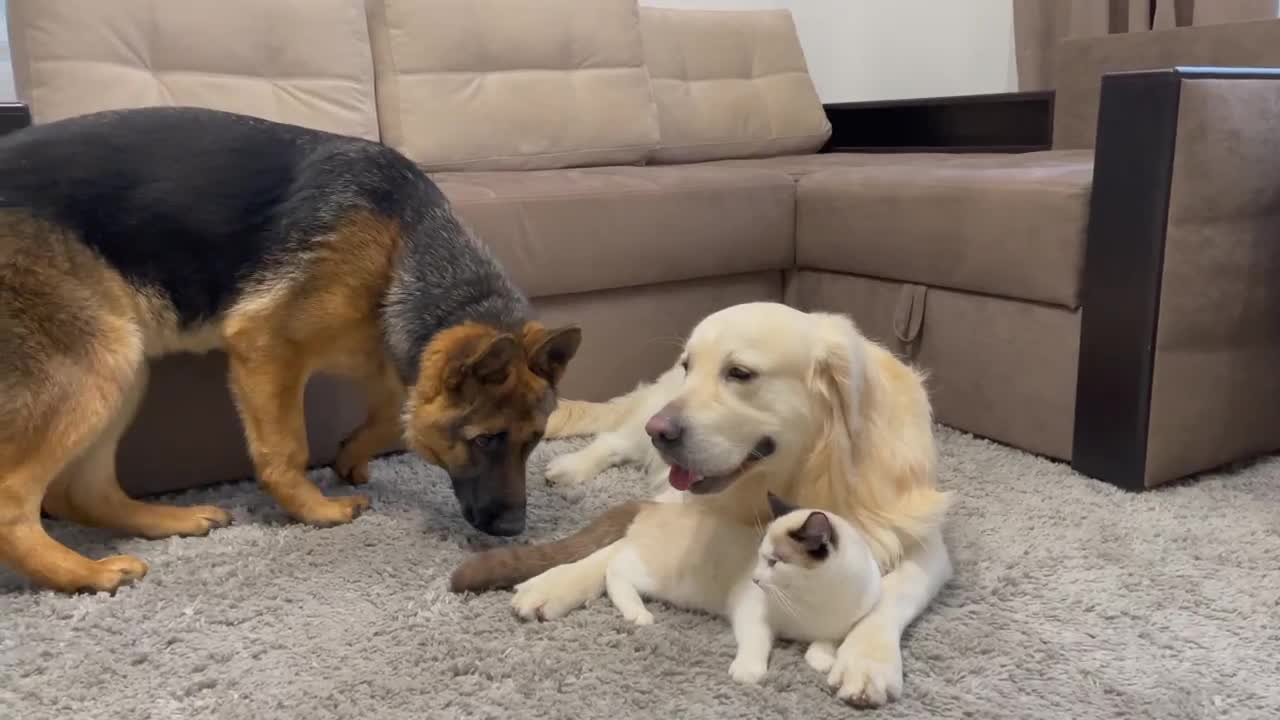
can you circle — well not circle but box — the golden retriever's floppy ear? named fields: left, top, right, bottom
left=807, top=312, right=868, bottom=436
left=523, top=323, right=583, bottom=387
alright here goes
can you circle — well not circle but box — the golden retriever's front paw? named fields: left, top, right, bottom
left=511, top=564, right=594, bottom=621
left=827, top=619, right=903, bottom=706
left=544, top=453, right=592, bottom=486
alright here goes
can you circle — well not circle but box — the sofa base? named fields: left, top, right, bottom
left=792, top=270, right=1080, bottom=462
left=116, top=271, right=784, bottom=497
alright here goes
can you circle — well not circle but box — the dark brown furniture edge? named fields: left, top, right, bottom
left=0, top=102, right=31, bottom=136
left=819, top=90, right=1054, bottom=154
left=1070, top=66, right=1280, bottom=492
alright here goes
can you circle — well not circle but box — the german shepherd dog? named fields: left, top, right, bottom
left=0, top=107, right=581, bottom=594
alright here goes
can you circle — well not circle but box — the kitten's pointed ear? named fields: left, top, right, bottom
left=797, top=511, right=835, bottom=553
left=524, top=323, right=583, bottom=387
left=767, top=491, right=798, bottom=520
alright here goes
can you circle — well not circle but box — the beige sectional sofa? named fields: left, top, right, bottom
left=6, top=0, right=1280, bottom=498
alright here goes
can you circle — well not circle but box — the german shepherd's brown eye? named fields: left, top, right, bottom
left=472, top=432, right=504, bottom=449
left=726, top=366, right=755, bottom=382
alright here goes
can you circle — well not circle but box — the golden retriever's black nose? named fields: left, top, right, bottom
left=645, top=414, right=683, bottom=447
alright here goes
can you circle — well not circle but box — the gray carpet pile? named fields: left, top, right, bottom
left=2, top=427, right=1278, bottom=720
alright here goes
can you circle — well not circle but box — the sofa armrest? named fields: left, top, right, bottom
left=820, top=90, right=1054, bottom=154
left=1072, top=66, right=1280, bottom=490
left=1054, top=18, right=1280, bottom=149
left=0, top=103, right=32, bottom=136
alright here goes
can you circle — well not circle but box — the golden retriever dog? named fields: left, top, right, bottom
left=450, top=301, right=952, bottom=706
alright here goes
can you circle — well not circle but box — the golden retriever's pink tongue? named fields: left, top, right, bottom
left=669, top=466, right=698, bottom=491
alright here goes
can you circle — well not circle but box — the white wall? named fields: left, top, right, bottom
left=643, top=0, right=1019, bottom=103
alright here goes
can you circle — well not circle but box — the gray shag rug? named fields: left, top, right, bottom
left=2, top=427, right=1278, bottom=720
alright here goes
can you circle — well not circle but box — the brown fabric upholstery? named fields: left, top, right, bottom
left=116, top=273, right=782, bottom=496
left=1053, top=18, right=1280, bottom=149
left=534, top=272, right=784, bottom=401
left=795, top=151, right=1094, bottom=308
left=7, top=0, right=380, bottom=139
left=792, top=270, right=1080, bottom=461
left=118, top=356, right=368, bottom=497
left=365, top=0, right=659, bottom=171
left=638, top=7, right=830, bottom=164
left=702, top=149, right=1094, bottom=178
left=433, top=165, right=796, bottom=297
left=1144, top=77, right=1280, bottom=487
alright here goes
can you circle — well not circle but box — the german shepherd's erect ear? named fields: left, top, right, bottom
left=522, top=323, right=582, bottom=388
left=407, top=321, right=583, bottom=538
left=442, top=331, right=520, bottom=390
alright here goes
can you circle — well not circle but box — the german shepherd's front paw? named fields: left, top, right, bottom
left=334, top=439, right=370, bottom=486
left=82, top=555, right=150, bottom=594
left=295, top=495, right=370, bottom=527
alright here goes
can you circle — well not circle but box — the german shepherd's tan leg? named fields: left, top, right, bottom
left=0, top=353, right=149, bottom=593
left=334, top=360, right=405, bottom=486
left=42, top=364, right=233, bottom=539
left=226, top=347, right=370, bottom=526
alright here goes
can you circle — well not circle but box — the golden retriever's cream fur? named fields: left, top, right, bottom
left=471, top=302, right=953, bottom=706
left=545, top=304, right=947, bottom=571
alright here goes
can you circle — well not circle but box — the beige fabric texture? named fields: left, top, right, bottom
left=6, top=0, right=379, bottom=138
left=433, top=165, right=796, bottom=297
left=793, top=271, right=1081, bottom=462
left=1145, top=78, right=1280, bottom=487
left=1052, top=18, right=1280, bottom=149
left=795, top=151, right=1095, bottom=309
left=640, top=7, right=831, bottom=164
left=366, top=0, right=659, bottom=171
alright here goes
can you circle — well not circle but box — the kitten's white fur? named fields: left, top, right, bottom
left=603, top=500, right=882, bottom=684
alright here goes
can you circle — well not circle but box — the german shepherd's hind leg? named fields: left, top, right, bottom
left=226, top=347, right=370, bottom=526
left=334, top=359, right=405, bottom=486
left=0, top=348, right=149, bottom=593
left=42, top=363, right=233, bottom=539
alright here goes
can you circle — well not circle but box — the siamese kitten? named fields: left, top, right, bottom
left=604, top=492, right=882, bottom=684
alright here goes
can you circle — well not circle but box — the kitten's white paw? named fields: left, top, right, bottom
left=627, top=609, right=654, bottom=626
left=545, top=453, right=594, bottom=486
left=729, top=656, right=768, bottom=685
left=511, top=565, right=594, bottom=621
left=826, top=619, right=903, bottom=706
left=805, top=641, right=837, bottom=673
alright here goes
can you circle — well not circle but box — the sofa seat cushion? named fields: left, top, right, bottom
left=797, top=151, right=1095, bottom=308
left=8, top=0, right=379, bottom=139
left=704, top=149, right=1094, bottom=178
left=433, top=165, right=796, bottom=298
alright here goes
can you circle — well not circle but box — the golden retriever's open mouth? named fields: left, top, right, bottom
left=667, top=437, right=776, bottom=493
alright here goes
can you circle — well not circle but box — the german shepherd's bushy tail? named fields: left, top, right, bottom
left=449, top=500, right=650, bottom=593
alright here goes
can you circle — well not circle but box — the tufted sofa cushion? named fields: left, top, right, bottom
left=6, top=0, right=380, bottom=139
left=365, top=0, right=661, bottom=172
left=639, top=7, right=831, bottom=164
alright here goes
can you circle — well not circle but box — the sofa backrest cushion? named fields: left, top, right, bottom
left=639, top=7, right=831, bottom=164
left=366, top=0, right=661, bottom=172
left=5, top=0, right=380, bottom=139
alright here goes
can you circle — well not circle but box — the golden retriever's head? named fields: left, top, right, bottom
left=644, top=302, right=865, bottom=496
left=407, top=321, right=582, bottom=536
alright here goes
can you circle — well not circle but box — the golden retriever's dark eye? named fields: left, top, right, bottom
left=726, top=366, right=755, bottom=382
